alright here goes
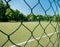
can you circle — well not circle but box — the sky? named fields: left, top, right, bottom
left=4, top=0, right=60, bottom=15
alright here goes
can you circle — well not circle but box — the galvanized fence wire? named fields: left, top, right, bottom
left=0, top=0, right=60, bottom=47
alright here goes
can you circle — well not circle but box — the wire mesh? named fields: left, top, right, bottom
left=0, top=0, right=60, bottom=47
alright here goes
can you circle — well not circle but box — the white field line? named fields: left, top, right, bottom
left=9, top=31, right=58, bottom=47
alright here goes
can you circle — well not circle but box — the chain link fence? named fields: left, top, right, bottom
left=0, top=0, right=60, bottom=47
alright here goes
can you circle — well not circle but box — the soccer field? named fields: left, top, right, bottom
left=0, top=21, right=59, bottom=47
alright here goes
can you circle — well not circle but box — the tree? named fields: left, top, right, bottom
left=5, top=9, right=27, bottom=21
left=44, top=14, right=52, bottom=21
left=13, top=9, right=20, bottom=21
left=27, top=14, right=37, bottom=21
left=0, top=0, right=4, bottom=21
left=18, top=13, right=27, bottom=21
left=37, top=15, right=43, bottom=21
left=0, top=0, right=10, bottom=21
left=53, top=14, right=60, bottom=21
left=5, top=8, right=13, bottom=21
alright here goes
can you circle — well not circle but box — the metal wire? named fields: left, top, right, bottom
left=0, top=0, right=60, bottom=47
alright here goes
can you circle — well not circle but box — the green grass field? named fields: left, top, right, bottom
left=0, top=21, right=60, bottom=47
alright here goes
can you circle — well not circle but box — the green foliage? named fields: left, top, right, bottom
left=27, top=14, right=37, bottom=21
left=53, top=14, right=60, bottom=21
left=0, top=0, right=10, bottom=21
left=37, top=15, right=44, bottom=21
left=5, top=8, right=28, bottom=21
left=0, top=0, right=60, bottom=22
left=44, top=15, right=52, bottom=21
